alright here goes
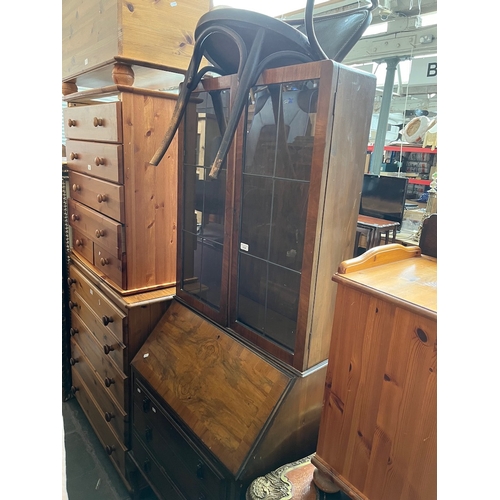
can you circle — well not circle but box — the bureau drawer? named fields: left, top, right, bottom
left=71, top=228, right=93, bottom=264
left=133, top=380, right=227, bottom=500
left=94, top=243, right=126, bottom=290
left=131, top=432, right=185, bottom=500
left=64, top=102, right=122, bottom=143
left=73, top=326, right=126, bottom=408
left=68, top=198, right=123, bottom=257
left=69, top=171, right=125, bottom=223
left=70, top=298, right=126, bottom=372
left=68, top=264, right=126, bottom=343
left=71, top=367, right=128, bottom=478
left=66, top=139, right=123, bottom=183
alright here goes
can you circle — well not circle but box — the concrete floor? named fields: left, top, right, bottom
left=62, top=397, right=156, bottom=500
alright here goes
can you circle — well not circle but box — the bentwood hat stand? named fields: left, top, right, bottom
left=150, top=0, right=378, bottom=176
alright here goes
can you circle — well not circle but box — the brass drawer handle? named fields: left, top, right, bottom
left=70, top=152, right=79, bottom=160
left=95, top=229, right=105, bottom=238
left=95, top=156, right=105, bottom=166
left=104, top=377, right=115, bottom=388
left=67, top=119, right=76, bottom=127
left=94, top=117, right=104, bottom=127
left=71, top=214, right=80, bottom=222
left=97, top=194, right=107, bottom=203
left=72, top=184, right=80, bottom=192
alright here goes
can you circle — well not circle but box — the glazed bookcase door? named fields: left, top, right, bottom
left=178, top=83, right=232, bottom=325
left=228, top=71, right=328, bottom=368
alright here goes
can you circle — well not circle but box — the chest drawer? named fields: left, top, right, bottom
left=133, top=378, right=227, bottom=500
left=71, top=367, right=128, bottom=478
left=93, top=244, right=126, bottom=290
left=73, top=318, right=128, bottom=408
left=71, top=228, right=93, bottom=264
left=70, top=336, right=126, bottom=415
left=64, top=102, right=122, bottom=142
left=131, top=433, right=184, bottom=500
left=69, top=170, right=125, bottom=222
left=66, top=139, right=123, bottom=183
left=71, top=306, right=125, bottom=373
left=68, top=263, right=126, bottom=343
left=68, top=198, right=123, bottom=258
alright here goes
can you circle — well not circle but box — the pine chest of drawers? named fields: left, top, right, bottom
left=64, top=85, right=193, bottom=294
left=67, top=257, right=173, bottom=484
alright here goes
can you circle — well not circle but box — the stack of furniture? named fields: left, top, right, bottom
left=62, top=0, right=210, bottom=492
left=129, top=58, right=376, bottom=499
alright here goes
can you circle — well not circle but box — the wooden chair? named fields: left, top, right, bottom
left=150, top=0, right=378, bottom=176
left=419, top=213, right=437, bottom=258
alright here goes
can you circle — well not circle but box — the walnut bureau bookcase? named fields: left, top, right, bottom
left=129, top=60, right=376, bottom=499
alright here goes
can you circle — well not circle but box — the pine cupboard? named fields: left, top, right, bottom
left=312, top=244, right=437, bottom=500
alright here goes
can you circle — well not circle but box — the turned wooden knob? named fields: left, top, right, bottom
left=75, top=239, right=83, bottom=247
left=69, top=357, right=78, bottom=366
left=100, top=257, right=109, bottom=267
left=71, top=214, right=79, bottom=221
left=97, top=194, right=107, bottom=203
left=102, top=315, right=113, bottom=326
left=104, top=377, right=115, bottom=388
left=94, top=156, right=105, bottom=166
left=72, top=184, right=80, bottom=192
left=68, top=301, right=77, bottom=310
left=67, top=119, right=76, bottom=127
left=70, top=385, right=79, bottom=395
left=62, top=80, right=78, bottom=96
left=103, top=344, right=114, bottom=355
left=104, top=412, right=115, bottom=422
left=95, top=229, right=105, bottom=238
left=93, top=117, right=104, bottom=127
left=69, top=328, right=78, bottom=336
left=112, top=63, right=135, bottom=86
left=105, top=445, right=116, bottom=455
left=67, top=277, right=76, bottom=286
left=70, top=152, right=79, bottom=160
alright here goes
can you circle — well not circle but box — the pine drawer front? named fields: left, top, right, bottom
left=133, top=379, right=227, bottom=500
left=71, top=228, right=93, bottom=263
left=68, top=263, right=125, bottom=343
left=71, top=313, right=126, bottom=409
left=66, top=139, right=123, bottom=183
left=68, top=198, right=123, bottom=257
left=93, top=244, right=126, bottom=289
left=64, top=102, right=122, bottom=142
left=131, top=433, right=184, bottom=500
left=70, top=325, right=127, bottom=440
left=69, top=171, right=125, bottom=222
left=71, top=305, right=125, bottom=374
left=71, top=367, right=128, bottom=478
